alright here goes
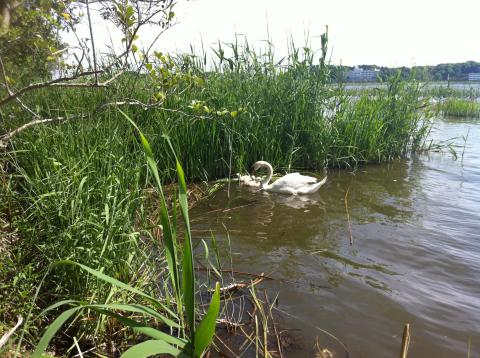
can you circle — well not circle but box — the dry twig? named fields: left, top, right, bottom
left=0, top=315, right=23, bottom=349
left=344, top=178, right=354, bottom=246
left=399, top=323, right=411, bottom=358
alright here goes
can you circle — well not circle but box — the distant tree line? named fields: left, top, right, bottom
left=329, top=61, right=480, bottom=82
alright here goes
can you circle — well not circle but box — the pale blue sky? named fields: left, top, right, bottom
left=74, top=0, right=480, bottom=67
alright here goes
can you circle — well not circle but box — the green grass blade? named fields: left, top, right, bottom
left=32, top=306, right=82, bottom=358
left=37, top=300, right=80, bottom=317
left=118, top=109, right=180, bottom=299
left=163, top=135, right=195, bottom=339
left=194, top=282, right=220, bottom=358
left=86, top=303, right=180, bottom=328
left=53, top=260, right=177, bottom=319
left=146, top=155, right=180, bottom=298
left=175, top=158, right=195, bottom=339
left=182, top=231, right=195, bottom=337
left=90, top=308, right=187, bottom=348
left=121, top=339, right=184, bottom=358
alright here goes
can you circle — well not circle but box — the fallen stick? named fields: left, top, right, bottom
left=399, top=323, right=411, bottom=358
left=0, top=315, right=23, bottom=349
left=196, top=267, right=275, bottom=281
left=210, top=279, right=263, bottom=295
left=344, top=179, right=354, bottom=246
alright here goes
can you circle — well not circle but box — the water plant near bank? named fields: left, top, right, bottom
left=423, top=84, right=480, bottom=100
left=437, top=98, right=480, bottom=117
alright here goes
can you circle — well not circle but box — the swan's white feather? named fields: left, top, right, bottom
left=251, top=161, right=327, bottom=195
left=269, top=173, right=317, bottom=189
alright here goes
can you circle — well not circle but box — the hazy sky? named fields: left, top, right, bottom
left=79, top=0, right=480, bottom=67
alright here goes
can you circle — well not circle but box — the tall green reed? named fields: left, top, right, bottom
left=438, top=98, right=480, bottom=117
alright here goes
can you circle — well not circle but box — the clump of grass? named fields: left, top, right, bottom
left=438, top=98, right=480, bottom=117
left=30, top=113, right=220, bottom=357
left=424, top=85, right=480, bottom=100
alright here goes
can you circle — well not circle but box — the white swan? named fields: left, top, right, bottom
left=251, top=161, right=327, bottom=195
left=236, top=173, right=261, bottom=187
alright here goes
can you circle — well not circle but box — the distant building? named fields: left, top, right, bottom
left=347, top=67, right=379, bottom=82
left=468, top=73, right=480, bottom=81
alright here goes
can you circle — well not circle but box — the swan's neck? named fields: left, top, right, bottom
left=260, top=162, right=273, bottom=188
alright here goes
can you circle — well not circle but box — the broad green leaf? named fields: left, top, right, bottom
left=121, top=340, right=183, bottom=358
left=53, top=260, right=177, bottom=319
left=37, top=299, right=79, bottom=317
left=86, top=303, right=179, bottom=329
left=90, top=308, right=187, bottom=348
left=194, top=282, right=220, bottom=358
left=125, top=5, right=134, bottom=18
left=176, top=160, right=194, bottom=337
left=145, top=154, right=179, bottom=301
left=118, top=109, right=180, bottom=300
left=163, top=135, right=195, bottom=338
left=32, top=307, right=83, bottom=358
left=175, top=159, right=190, bottom=228
left=182, top=231, right=195, bottom=337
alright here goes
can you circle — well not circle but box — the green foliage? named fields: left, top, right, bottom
left=425, top=85, right=480, bottom=100
left=438, top=98, right=480, bottom=117
left=0, top=0, right=76, bottom=84
left=31, top=117, right=220, bottom=357
left=32, top=263, right=219, bottom=357
left=193, top=282, right=221, bottom=357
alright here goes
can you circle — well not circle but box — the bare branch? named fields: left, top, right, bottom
left=15, top=97, right=41, bottom=119
left=0, top=96, right=199, bottom=147
left=1, top=99, right=146, bottom=146
left=85, top=0, right=99, bottom=85
left=51, top=47, right=71, bottom=57
left=0, top=315, right=23, bottom=349
left=0, top=55, right=13, bottom=95
left=48, top=82, right=107, bottom=88
left=0, top=93, right=224, bottom=149
left=0, top=115, right=84, bottom=147
left=0, top=70, right=104, bottom=106
left=102, top=69, right=125, bottom=85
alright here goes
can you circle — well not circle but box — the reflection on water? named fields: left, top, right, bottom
left=190, top=117, right=480, bottom=357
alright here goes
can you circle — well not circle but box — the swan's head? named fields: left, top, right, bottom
left=251, top=161, right=273, bottom=189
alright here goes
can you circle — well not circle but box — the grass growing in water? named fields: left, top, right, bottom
left=437, top=98, right=480, bottom=117
left=423, top=84, right=480, bottom=100
left=0, top=36, right=433, bottom=355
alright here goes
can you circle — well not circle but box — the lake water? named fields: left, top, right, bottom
left=344, top=81, right=480, bottom=92
left=190, top=117, right=480, bottom=357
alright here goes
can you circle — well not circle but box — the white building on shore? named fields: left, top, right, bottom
left=347, top=66, right=379, bottom=82
left=468, top=73, right=480, bottom=81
